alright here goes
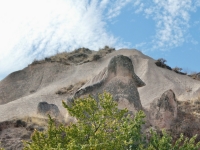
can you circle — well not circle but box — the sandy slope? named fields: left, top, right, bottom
left=0, top=49, right=200, bottom=122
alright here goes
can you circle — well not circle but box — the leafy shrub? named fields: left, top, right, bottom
left=173, top=67, right=187, bottom=75
left=92, top=54, right=101, bottom=61
left=155, top=58, right=172, bottom=70
left=157, top=58, right=167, bottom=64
left=147, top=130, right=200, bottom=150
left=98, top=46, right=115, bottom=54
left=23, top=92, right=145, bottom=149
left=23, top=92, right=200, bottom=150
left=173, top=67, right=182, bottom=72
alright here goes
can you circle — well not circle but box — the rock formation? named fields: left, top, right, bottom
left=37, top=102, right=60, bottom=118
left=0, top=118, right=48, bottom=150
left=148, top=89, right=178, bottom=129
left=0, top=48, right=200, bottom=150
left=74, top=55, right=145, bottom=112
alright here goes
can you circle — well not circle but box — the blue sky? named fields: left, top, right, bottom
left=0, top=0, right=200, bottom=80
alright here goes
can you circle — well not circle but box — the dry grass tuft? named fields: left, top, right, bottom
left=168, top=95, right=200, bottom=141
left=56, top=80, right=87, bottom=95
left=30, top=46, right=115, bottom=66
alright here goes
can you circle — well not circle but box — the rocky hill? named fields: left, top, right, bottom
left=0, top=47, right=200, bottom=149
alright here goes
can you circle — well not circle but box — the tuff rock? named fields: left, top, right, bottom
left=148, top=89, right=178, bottom=129
left=74, top=55, right=145, bottom=112
left=37, top=102, right=60, bottom=118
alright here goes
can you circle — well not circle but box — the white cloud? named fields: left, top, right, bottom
left=1, top=0, right=199, bottom=80
left=194, top=21, right=200, bottom=25
left=133, top=0, right=141, bottom=6
left=133, top=42, right=147, bottom=50
left=106, top=0, right=131, bottom=19
left=0, top=0, right=129, bottom=80
left=133, top=0, right=200, bottom=50
left=191, top=39, right=199, bottom=45
left=135, top=3, right=144, bottom=14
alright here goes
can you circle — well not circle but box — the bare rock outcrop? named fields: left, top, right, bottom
left=0, top=118, right=48, bottom=150
left=37, top=102, right=60, bottom=118
left=197, top=73, right=200, bottom=80
left=189, top=72, right=200, bottom=81
left=1, top=48, right=200, bottom=149
left=148, top=89, right=178, bottom=129
left=74, top=55, right=145, bottom=112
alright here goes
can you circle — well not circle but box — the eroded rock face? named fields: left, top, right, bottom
left=148, top=89, right=178, bottom=129
left=37, top=102, right=60, bottom=118
left=74, top=55, right=145, bottom=112
left=195, top=73, right=200, bottom=81
left=0, top=118, right=47, bottom=150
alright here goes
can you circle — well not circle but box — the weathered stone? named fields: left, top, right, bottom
left=196, top=72, right=200, bottom=80
left=148, top=89, right=178, bottom=129
left=37, top=102, right=60, bottom=118
left=74, top=55, right=145, bottom=112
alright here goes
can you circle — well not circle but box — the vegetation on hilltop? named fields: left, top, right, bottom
left=31, top=46, right=115, bottom=66
left=155, top=58, right=200, bottom=80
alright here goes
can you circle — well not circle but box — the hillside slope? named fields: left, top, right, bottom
left=1, top=48, right=200, bottom=149
left=0, top=49, right=200, bottom=122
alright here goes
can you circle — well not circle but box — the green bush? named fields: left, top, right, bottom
left=23, top=92, right=200, bottom=150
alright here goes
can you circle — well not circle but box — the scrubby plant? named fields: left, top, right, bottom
left=155, top=58, right=173, bottom=71
left=98, top=45, right=115, bottom=53
left=173, top=67, right=182, bottom=72
left=147, top=130, right=200, bottom=150
left=157, top=58, right=167, bottom=64
left=92, top=54, right=101, bottom=61
left=172, top=67, right=187, bottom=75
left=155, top=58, right=167, bottom=68
left=23, top=92, right=200, bottom=150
